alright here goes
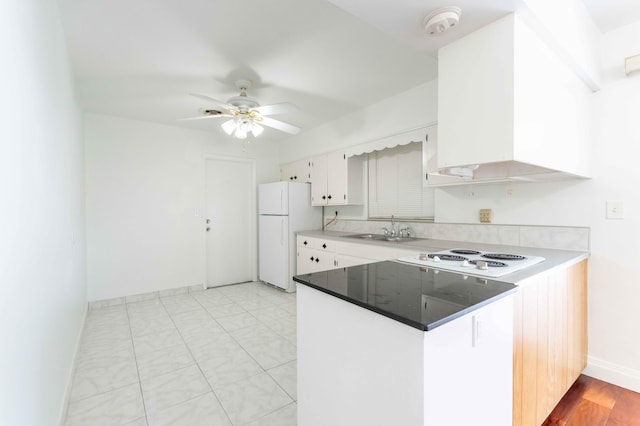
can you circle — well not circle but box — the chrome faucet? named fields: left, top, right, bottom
left=389, top=215, right=397, bottom=237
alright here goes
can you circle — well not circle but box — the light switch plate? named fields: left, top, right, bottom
left=606, top=201, right=624, bottom=219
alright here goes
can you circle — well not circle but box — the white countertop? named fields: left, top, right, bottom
left=297, top=229, right=589, bottom=285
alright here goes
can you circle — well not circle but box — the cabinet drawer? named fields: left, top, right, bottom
left=298, top=236, right=334, bottom=251
left=335, top=241, right=395, bottom=261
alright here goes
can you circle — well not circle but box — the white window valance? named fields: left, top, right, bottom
left=343, top=125, right=433, bottom=158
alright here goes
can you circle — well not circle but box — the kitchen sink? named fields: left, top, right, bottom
left=343, top=233, right=421, bottom=243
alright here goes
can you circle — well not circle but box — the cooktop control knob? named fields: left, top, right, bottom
left=433, top=256, right=441, bottom=262
left=461, top=260, right=470, bottom=267
left=476, top=260, right=489, bottom=270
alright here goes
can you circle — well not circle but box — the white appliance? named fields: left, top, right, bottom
left=259, top=181, right=321, bottom=292
left=398, top=248, right=545, bottom=278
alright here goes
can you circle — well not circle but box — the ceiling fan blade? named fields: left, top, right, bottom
left=260, top=116, right=301, bottom=135
left=188, top=93, right=233, bottom=111
left=177, top=113, right=233, bottom=121
left=255, top=102, right=298, bottom=116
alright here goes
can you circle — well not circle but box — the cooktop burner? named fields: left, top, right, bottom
left=427, top=253, right=467, bottom=262
left=469, top=259, right=508, bottom=267
left=450, top=249, right=481, bottom=255
left=398, top=248, right=545, bottom=277
left=482, top=253, right=526, bottom=261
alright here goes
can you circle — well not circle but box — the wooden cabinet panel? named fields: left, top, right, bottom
left=512, top=259, right=588, bottom=426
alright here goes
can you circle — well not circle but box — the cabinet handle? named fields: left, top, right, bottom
left=294, top=175, right=297, bottom=180
left=322, top=243, right=327, bottom=249
left=290, top=176, right=294, bottom=180
left=322, top=195, right=326, bottom=200
left=327, top=195, right=332, bottom=200
left=310, top=256, right=315, bottom=261
left=315, top=257, right=319, bottom=263
left=303, top=240, right=308, bottom=245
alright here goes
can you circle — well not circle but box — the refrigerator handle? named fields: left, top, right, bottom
left=281, top=218, right=285, bottom=246
left=280, top=189, right=284, bottom=213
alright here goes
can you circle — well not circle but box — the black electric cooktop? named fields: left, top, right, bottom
left=293, top=260, right=517, bottom=331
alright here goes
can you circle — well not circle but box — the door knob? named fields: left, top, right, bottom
left=206, top=227, right=210, bottom=232
left=206, top=219, right=210, bottom=224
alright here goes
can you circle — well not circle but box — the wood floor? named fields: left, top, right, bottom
left=543, top=374, right=640, bottom=425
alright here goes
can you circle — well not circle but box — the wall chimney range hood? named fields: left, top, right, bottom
left=436, top=13, right=591, bottom=184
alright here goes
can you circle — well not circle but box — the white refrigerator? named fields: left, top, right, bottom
left=259, top=181, right=321, bottom=292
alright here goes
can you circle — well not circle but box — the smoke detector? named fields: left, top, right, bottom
left=423, top=6, right=462, bottom=36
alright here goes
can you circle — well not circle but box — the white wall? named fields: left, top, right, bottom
left=0, top=0, right=86, bottom=424
left=279, top=80, right=438, bottom=163
left=435, top=21, right=640, bottom=391
left=84, top=114, right=280, bottom=301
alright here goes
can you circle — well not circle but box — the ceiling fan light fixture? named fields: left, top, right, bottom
left=221, top=119, right=236, bottom=135
left=251, top=123, right=264, bottom=137
left=423, top=6, right=461, bottom=36
left=235, top=127, right=248, bottom=139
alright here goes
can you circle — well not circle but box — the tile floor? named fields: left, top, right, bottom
left=64, top=282, right=297, bottom=425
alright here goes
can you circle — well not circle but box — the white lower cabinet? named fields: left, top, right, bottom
left=296, top=236, right=388, bottom=275
left=334, top=253, right=375, bottom=268
left=296, top=235, right=425, bottom=275
left=297, top=247, right=334, bottom=274
left=297, top=285, right=514, bottom=426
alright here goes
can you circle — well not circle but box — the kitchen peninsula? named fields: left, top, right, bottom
left=294, top=230, right=588, bottom=426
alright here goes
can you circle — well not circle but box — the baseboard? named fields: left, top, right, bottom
left=88, top=284, right=204, bottom=309
left=58, top=303, right=88, bottom=426
left=584, top=355, right=640, bottom=393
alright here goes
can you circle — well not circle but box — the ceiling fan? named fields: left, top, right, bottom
left=181, top=79, right=301, bottom=139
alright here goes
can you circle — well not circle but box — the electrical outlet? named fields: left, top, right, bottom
left=479, top=209, right=492, bottom=223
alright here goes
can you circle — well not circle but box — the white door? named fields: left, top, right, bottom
left=205, top=158, right=254, bottom=287
left=258, top=215, right=289, bottom=289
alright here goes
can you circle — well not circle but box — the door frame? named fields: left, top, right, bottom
left=202, top=155, right=257, bottom=289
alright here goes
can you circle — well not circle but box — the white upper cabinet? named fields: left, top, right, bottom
left=310, top=151, right=363, bottom=206
left=280, top=158, right=311, bottom=183
left=421, top=125, right=464, bottom=186
left=437, top=13, right=591, bottom=183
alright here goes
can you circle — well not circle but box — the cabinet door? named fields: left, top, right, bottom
left=310, top=154, right=328, bottom=206
left=280, top=159, right=311, bottom=183
left=327, top=151, right=346, bottom=205
left=421, top=125, right=465, bottom=186
left=297, top=247, right=334, bottom=274
left=280, top=162, right=295, bottom=182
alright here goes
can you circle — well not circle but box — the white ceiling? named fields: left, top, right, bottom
left=57, top=0, right=640, bottom=141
